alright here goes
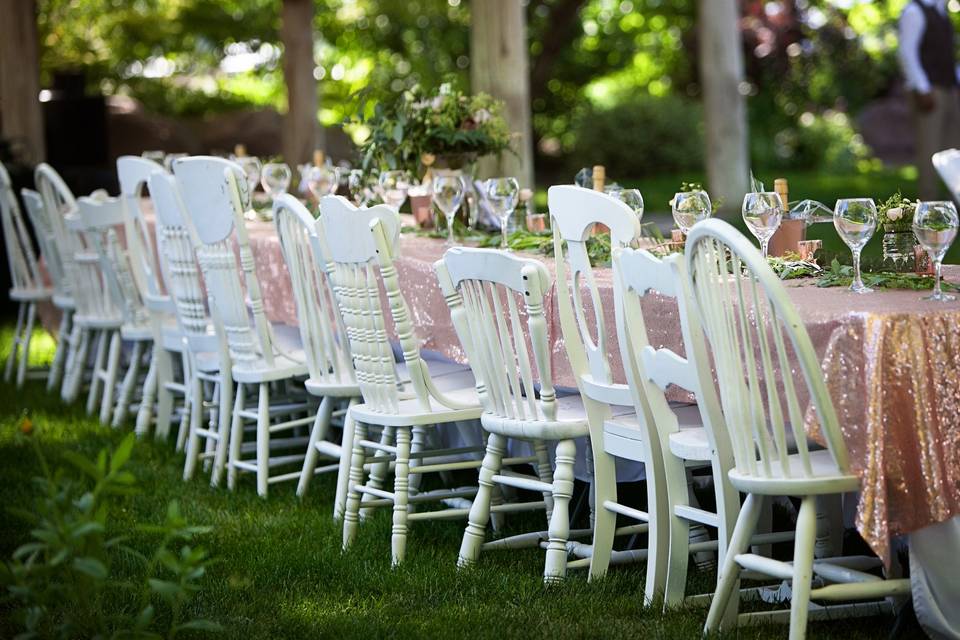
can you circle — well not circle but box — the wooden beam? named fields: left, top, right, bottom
left=470, top=0, right=535, bottom=187
left=0, top=0, right=45, bottom=163
left=699, top=0, right=749, bottom=214
left=280, top=0, right=320, bottom=167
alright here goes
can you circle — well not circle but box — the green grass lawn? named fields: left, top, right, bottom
left=0, top=328, right=918, bottom=639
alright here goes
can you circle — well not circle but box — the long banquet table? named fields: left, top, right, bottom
left=246, top=216, right=960, bottom=636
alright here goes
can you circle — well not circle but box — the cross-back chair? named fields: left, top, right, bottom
left=436, top=246, right=602, bottom=582
left=318, top=195, right=483, bottom=566
left=34, top=163, right=82, bottom=398
left=273, top=193, right=362, bottom=517
left=685, top=219, right=910, bottom=639
left=0, top=161, right=51, bottom=387
left=148, top=169, right=230, bottom=485
left=173, top=156, right=315, bottom=497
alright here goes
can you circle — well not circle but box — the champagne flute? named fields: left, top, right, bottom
left=261, top=162, right=292, bottom=200
left=742, top=191, right=784, bottom=258
left=833, top=198, right=877, bottom=294
left=379, top=170, right=411, bottom=210
left=487, top=177, right=520, bottom=251
left=433, top=175, right=465, bottom=246
left=913, top=201, right=959, bottom=301
left=672, top=190, right=711, bottom=234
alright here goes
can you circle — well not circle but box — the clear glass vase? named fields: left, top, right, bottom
left=881, top=230, right=916, bottom=273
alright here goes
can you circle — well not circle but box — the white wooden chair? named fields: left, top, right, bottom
left=318, top=195, right=483, bottom=566
left=173, top=156, right=315, bottom=497
left=117, top=156, right=189, bottom=435
left=148, top=170, right=231, bottom=485
left=34, top=163, right=82, bottom=399
left=0, top=162, right=52, bottom=387
left=436, top=246, right=603, bottom=583
left=272, top=193, right=363, bottom=518
left=933, top=149, right=960, bottom=203
left=685, top=219, right=910, bottom=639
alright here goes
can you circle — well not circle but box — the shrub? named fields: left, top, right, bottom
left=755, top=109, right=874, bottom=173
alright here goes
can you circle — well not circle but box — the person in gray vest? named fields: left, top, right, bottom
left=899, top=0, right=960, bottom=198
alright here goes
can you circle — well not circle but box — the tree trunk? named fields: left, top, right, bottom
left=281, top=0, right=320, bottom=167
left=699, top=0, right=748, bottom=214
left=0, top=0, right=45, bottom=163
left=470, top=0, right=534, bottom=188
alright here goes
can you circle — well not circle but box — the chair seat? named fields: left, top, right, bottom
left=603, top=402, right=703, bottom=462
left=482, top=393, right=633, bottom=440
left=351, top=384, right=482, bottom=427
left=52, top=293, right=75, bottom=310
left=668, top=410, right=827, bottom=463
left=73, top=314, right=123, bottom=329
left=120, top=323, right=154, bottom=341
left=10, top=286, right=52, bottom=302
left=728, top=449, right=860, bottom=496
left=231, top=351, right=308, bottom=384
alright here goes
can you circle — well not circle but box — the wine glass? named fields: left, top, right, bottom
left=379, top=170, right=411, bottom=210
left=833, top=198, right=877, bottom=294
left=348, top=170, right=373, bottom=206
left=261, top=162, right=292, bottom=200
left=486, top=177, right=520, bottom=251
left=574, top=167, right=593, bottom=189
left=433, top=175, right=465, bottom=247
left=742, top=192, right=784, bottom=258
left=235, top=156, right=262, bottom=195
left=619, top=188, right=644, bottom=221
left=913, top=201, right=959, bottom=301
left=306, top=165, right=340, bottom=201
left=672, top=190, right=712, bottom=234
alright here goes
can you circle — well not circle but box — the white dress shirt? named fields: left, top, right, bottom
left=899, top=0, right=960, bottom=93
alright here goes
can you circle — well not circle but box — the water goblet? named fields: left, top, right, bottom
left=306, top=165, right=340, bottom=202
left=379, top=170, right=411, bottom=210
left=433, top=175, right=465, bottom=247
left=913, top=200, right=959, bottom=301
left=619, top=188, right=645, bottom=222
left=261, top=162, right=292, bottom=200
left=348, top=169, right=375, bottom=206
left=833, top=198, right=877, bottom=294
left=742, top=191, right=784, bottom=258
left=235, top=156, right=262, bottom=195
left=486, top=177, right=520, bottom=251
left=672, top=190, right=712, bottom=234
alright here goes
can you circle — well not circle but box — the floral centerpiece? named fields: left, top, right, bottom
left=353, top=82, right=513, bottom=176
left=877, top=191, right=917, bottom=272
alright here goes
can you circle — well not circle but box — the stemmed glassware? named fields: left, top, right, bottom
left=833, top=198, right=877, bottom=294
left=486, top=177, right=520, bottom=251
left=913, top=201, right=959, bottom=301
left=379, top=170, right=411, bottom=210
left=742, top=191, right=784, bottom=258
left=619, top=188, right=644, bottom=221
left=260, top=162, right=292, bottom=200
left=348, top=169, right=378, bottom=206
left=306, top=165, right=340, bottom=202
left=433, top=175, right=465, bottom=247
left=672, top=190, right=712, bottom=234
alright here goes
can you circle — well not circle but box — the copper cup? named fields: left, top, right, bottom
left=410, top=194, right=434, bottom=228
left=526, top=213, right=546, bottom=232
left=768, top=219, right=806, bottom=257
left=798, top=239, right=822, bottom=264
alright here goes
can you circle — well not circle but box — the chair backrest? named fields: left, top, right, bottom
left=435, top=247, right=555, bottom=422
left=147, top=170, right=214, bottom=347
left=34, top=163, right=80, bottom=302
left=684, top=219, right=850, bottom=481
left=70, top=195, right=126, bottom=325
left=613, top=246, right=733, bottom=467
left=548, top=184, right=642, bottom=404
left=117, top=155, right=167, bottom=310
left=0, top=161, right=44, bottom=295
left=273, top=194, right=356, bottom=389
left=933, top=149, right=960, bottom=204
left=173, top=155, right=274, bottom=367
left=20, top=189, right=61, bottom=294
left=317, top=194, right=463, bottom=415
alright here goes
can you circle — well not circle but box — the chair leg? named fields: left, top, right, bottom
left=815, top=493, right=844, bottom=558
left=663, top=465, right=694, bottom=608
left=18, top=302, right=36, bottom=388
left=5, top=302, right=26, bottom=383
left=544, top=439, right=576, bottom=584
left=391, top=426, right=412, bottom=567
left=227, top=382, right=245, bottom=491
left=112, top=339, right=144, bottom=427
left=458, top=432, right=506, bottom=568
left=704, top=493, right=765, bottom=634
left=333, top=399, right=359, bottom=521
left=297, top=395, right=333, bottom=497
left=407, top=425, right=426, bottom=498
left=135, top=345, right=159, bottom=437
left=361, top=426, right=395, bottom=519
left=183, top=372, right=205, bottom=481
left=587, top=444, right=618, bottom=582
left=342, top=420, right=369, bottom=550
left=87, top=330, right=108, bottom=414
left=173, top=351, right=192, bottom=447
left=210, top=374, right=232, bottom=488
left=533, top=439, right=554, bottom=521
left=48, top=309, right=72, bottom=392
left=63, top=325, right=90, bottom=403
left=789, top=496, right=817, bottom=640
left=256, top=383, right=270, bottom=498
left=99, top=331, right=122, bottom=425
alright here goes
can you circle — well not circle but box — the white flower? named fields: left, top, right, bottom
left=439, top=83, right=452, bottom=95
left=430, top=96, right=444, bottom=110
left=519, top=188, right=533, bottom=201
left=886, top=207, right=903, bottom=221
left=473, top=108, right=492, bottom=124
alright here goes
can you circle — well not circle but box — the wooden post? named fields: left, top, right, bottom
left=0, top=0, right=45, bottom=162
left=470, top=0, right=534, bottom=187
left=699, top=0, right=748, bottom=215
left=281, top=0, right=320, bottom=167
